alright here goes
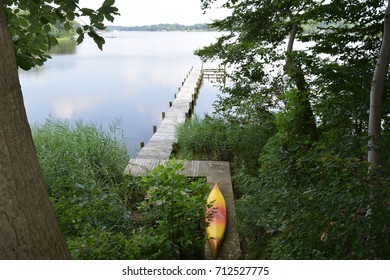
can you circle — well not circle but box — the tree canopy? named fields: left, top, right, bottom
left=5, top=0, right=119, bottom=69
left=198, top=0, right=389, bottom=157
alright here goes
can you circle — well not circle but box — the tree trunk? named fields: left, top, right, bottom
left=0, top=2, right=71, bottom=259
left=285, top=22, right=319, bottom=142
left=368, top=0, right=390, bottom=172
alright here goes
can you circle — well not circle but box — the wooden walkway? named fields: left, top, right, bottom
left=125, top=159, right=241, bottom=260
left=125, top=66, right=240, bottom=259
left=203, top=68, right=226, bottom=79
left=137, top=67, right=203, bottom=159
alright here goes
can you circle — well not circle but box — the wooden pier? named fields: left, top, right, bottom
left=125, top=66, right=240, bottom=259
left=136, top=66, right=203, bottom=159
left=203, top=68, right=226, bottom=79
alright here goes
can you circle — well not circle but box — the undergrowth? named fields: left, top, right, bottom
left=32, top=118, right=209, bottom=259
left=174, top=114, right=390, bottom=259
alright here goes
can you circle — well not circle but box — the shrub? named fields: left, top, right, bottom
left=137, top=160, right=210, bottom=259
left=236, top=139, right=390, bottom=259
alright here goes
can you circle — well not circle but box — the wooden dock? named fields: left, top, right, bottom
left=125, top=66, right=241, bottom=259
left=203, top=68, right=226, bottom=79
left=137, top=67, right=203, bottom=159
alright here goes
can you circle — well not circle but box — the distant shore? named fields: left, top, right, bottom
left=105, top=23, right=215, bottom=32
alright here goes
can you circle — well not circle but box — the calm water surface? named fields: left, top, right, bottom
left=19, top=31, right=221, bottom=157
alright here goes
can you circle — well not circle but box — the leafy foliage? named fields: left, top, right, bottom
left=48, top=20, right=80, bottom=38
left=5, top=0, right=119, bottom=69
left=137, top=160, right=210, bottom=259
left=237, top=141, right=390, bottom=259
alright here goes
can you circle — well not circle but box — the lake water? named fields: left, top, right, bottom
left=19, top=31, right=222, bottom=157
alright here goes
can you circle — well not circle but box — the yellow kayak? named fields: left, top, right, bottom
left=206, top=183, right=227, bottom=258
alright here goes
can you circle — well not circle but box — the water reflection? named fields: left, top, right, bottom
left=20, top=31, right=221, bottom=156
left=49, top=38, right=77, bottom=55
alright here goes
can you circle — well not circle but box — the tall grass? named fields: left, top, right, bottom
left=32, top=118, right=139, bottom=259
left=175, top=114, right=276, bottom=173
left=175, top=115, right=232, bottom=161
left=33, top=118, right=129, bottom=190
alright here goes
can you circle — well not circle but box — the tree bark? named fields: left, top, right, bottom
left=0, top=2, right=71, bottom=259
left=368, top=0, right=390, bottom=172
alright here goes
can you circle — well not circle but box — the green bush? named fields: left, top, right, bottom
left=230, top=93, right=390, bottom=259
left=137, top=160, right=210, bottom=259
left=236, top=139, right=390, bottom=259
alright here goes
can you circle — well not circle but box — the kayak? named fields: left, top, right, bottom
left=205, top=183, right=227, bottom=258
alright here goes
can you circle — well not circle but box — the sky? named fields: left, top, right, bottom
left=78, top=0, right=230, bottom=26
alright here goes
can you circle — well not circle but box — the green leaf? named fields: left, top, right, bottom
left=48, top=36, right=58, bottom=47
left=102, top=0, right=115, bottom=7
left=89, top=31, right=105, bottom=50
left=76, top=33, right=84, bottom=45
left=43, top=24, right=51, bottom=33
left=105, top=13, right=115, bottom=22
left=64, top=22, right=72, bottom=31
left=19, top=16, right=29, bottom=27
left=94, top=22, right=105, bottom=30
left=80, top=8, right=95, bottom=15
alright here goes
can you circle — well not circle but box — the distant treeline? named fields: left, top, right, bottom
left=49, top=20, right=81, bottom=38
left=106, top=23, right=214, bottom=32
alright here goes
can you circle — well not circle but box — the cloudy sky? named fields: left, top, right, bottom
left=78, top=0, right=230, bottom=26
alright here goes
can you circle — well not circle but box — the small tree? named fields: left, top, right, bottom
left=368, top=0, right=390, bottom=172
